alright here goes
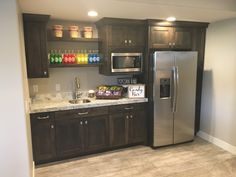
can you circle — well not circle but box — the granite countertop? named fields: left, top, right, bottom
left=30, top=97, right=148, bottom=113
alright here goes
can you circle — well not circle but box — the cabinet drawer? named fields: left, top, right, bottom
left=31, top=112, right=54, bottom=121
left=55, top=106, right=108, bottom=119
left=109, top=103, right=146, bottom=113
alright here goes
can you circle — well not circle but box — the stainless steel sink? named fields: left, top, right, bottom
left=69, top=99, right=91, bottom=104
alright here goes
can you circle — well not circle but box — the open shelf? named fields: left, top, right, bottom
left=47, top=30, right=100, bottom=42
left=49, top=63, right=99, bottom=68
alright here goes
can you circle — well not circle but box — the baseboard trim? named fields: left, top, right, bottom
left=197, top=131, right=236, bottom=155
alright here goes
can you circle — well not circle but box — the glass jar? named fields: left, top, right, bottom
left=83, top=27, right=93, bottom=38
left=53, top=25, right=63, bottom=38
left=69, top=25, right=80, bottom=39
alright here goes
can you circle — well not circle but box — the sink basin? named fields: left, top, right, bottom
left=69, top=99, right=91, bottom=104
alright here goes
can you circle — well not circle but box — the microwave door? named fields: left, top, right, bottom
left=111, top=54, right=142, bottom=72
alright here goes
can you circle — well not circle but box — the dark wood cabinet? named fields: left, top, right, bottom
left=30, top=103, right=147, bottom=164
left=84, top=115, right=109, bottom=151
left=55, top=107, right=109, bottom=158
left=30, top=112, right=56, bottom=164
left=55, top=116, right=83, bottom=157
left=108, top=25, right=145, bottom=48
left=23, top=14, right=50, bottom=78
left=149, top=26, right=192, bottom=50
left=96, top=18, right=146, bottom=75
left=109, top=103, right=147, bottom=147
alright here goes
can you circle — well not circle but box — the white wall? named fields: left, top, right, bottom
left=0, top=0, right=31, bottom=177
left=200, top=18, right=236, bottom=151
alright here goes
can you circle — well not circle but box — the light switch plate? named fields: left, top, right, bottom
left=56, top=84, right=61, bottom=91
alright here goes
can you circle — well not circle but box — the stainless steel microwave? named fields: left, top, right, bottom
left=111, top=53, right=143, bottom=73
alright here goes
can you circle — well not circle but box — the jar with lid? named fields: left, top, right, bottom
left=83, top=27, right=93, bottom=38
left=53, top=25, right=63, bottom=38
left=69, top=25, right=80, bottom=39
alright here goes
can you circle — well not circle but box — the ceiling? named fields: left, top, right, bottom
left=19, top=0, right=236, bottom=23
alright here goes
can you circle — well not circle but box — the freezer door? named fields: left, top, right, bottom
left=153, top=52, right=174, bottom=147
left=174, top=52, right=197, bottom=144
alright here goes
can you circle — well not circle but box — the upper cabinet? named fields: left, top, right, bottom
left=96, top=18, right=146, bottom=75
left=23, top=14, right=50, bottom=78
left=150, top=26, right=192, bottom=50
left=107, top=25, right=145, bottom=48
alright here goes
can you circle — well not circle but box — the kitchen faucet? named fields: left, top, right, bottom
left=75, top=76, right=83, bottom=99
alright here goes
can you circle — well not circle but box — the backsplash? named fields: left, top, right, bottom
left=28, top=67, right=128, bottom=98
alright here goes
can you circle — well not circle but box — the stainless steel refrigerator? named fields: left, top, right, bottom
left=153, top=51, right=197, bottom=147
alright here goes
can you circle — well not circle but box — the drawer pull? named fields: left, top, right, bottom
left=85, top=120, right=88, bottom=125
left=80, top=121, right=83, bottom=125
left=124, top=107, right=134, bottom=110
left=130, top=115, right=133, bottom=119
left=37, top=115, right=49, bottom=120
left=78, top=112, right=89, bottom=115
left=126, top=115, right=129, bottom=119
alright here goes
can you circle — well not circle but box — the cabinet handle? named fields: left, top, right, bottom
left=85, top=120, right=88, bottom=125
left=172, top=42, right=175, bottom=46
left=130, top=115, right=133, bottom=119
left=51, top=125, right=54, bottom=129
left=128, top=40, right=132, bottom=44
left=168, top=42, right=172, bottom=46
left=124, top=107, right=134, bottom=110
left=43, top=71, right=47, bottom=75
left=80, top=121, right=83, bottom=125
left=124, top=40, right=128, bottom=44
left=126, top=115, right=129, bottom=119
left=78, top=112, right=88, bottom=115
left=37, top=115, right=49, bottom=120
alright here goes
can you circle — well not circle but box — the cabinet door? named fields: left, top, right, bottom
left=150, top=26, right=172, bottom=49
left=84, top=115, right=109, bottom=151
left=55, top=118, right=84, bottom=157
left=129, top=109, right=147, bottom=144
left=109, top=113, right=127, bottom=147
left=127, top=26, right=145, bottom=47
left=173, top=27, right=192, bottom=50
left=30, top=113, right=56, bottom=163
left=23, top=21, right=49, bottom=78
left=108, top=25, right=127, bottom=47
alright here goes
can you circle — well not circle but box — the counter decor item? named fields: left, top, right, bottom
left=96, top=85, right=123, bottom=99
left=52, top=25, right=63, bottom=38
left=88, top=90, right=95, bottom=98
left=117, top=77, right=137, bottom=85
left=69, top=25, right=80, bottom=39
left=127, top=84, right=145, bottom=98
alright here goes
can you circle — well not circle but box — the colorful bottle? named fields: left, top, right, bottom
left=58, top=50, right=62, bottom=64
left=49, top=50, right=55, bottom=64
left=84, top=50, right=88, bottom=64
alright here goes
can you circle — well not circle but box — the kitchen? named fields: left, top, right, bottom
left=1, top=0, right=236, bottom=177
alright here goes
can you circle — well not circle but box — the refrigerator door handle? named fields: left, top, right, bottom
left=172, top=66, right=178, bottom=113
left=172, top=67, right=176, bottom=112
left=174, top=66, right=179, bottom=112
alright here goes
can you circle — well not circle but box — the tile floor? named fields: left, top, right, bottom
left=35, top=137, right=236, bottom=177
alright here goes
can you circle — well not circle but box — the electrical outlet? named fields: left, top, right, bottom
left=33, top=85, right=38, bottom=93
left=56, top=84, right=61, bottom=92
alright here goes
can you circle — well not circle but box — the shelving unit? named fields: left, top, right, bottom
left=49, top=63, right=99, bottom=68
left=47, top=27, right=100, bottom=68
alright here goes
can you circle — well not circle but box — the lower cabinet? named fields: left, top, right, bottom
left=30, top=112, right=56, bottom=163
left=55, top=107, right=109, bottom=158
left=109, top=103, right=147, bottom=147
left=30, top=103, right=147, bottom=164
